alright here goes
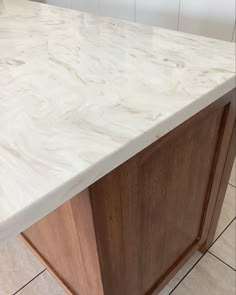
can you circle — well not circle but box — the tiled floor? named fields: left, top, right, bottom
left=0, top=161, right=235, bottom=295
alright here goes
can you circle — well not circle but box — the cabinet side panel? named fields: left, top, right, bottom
left=90, top=97, right=230, bottom=295
left=23, top=190, right=103, bottom=295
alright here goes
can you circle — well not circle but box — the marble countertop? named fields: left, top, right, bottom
left=0, top=0, right=235, bottom=241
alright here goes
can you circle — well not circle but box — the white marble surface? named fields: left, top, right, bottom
left=0, top=0, right=235, bottom=241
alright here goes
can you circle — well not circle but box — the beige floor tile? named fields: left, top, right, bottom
left=0, top=237, right=44, bottom=295
left=159, top=251, right=202, bottom=295
left=17, top=271, right=66, bottom=295
left=172, top=253, right=236, bottom=295
left=210, top=220, right=235, bottom=269
left=215, top=185, right=236, bottom=239
left=229, top=159, right=235, bottom=187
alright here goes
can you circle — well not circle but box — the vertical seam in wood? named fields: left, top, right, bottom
left=88, top=187, right=105, bottom=295
left=197, top=103, right=230, bottom=240
left=69, top=202, right=89, bottom=294
left=204, top=120, right=236, bottom=245
left=119, top=168, right=127, bottom=293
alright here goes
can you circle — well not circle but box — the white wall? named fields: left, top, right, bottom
left=179, top=0, right=235, bottom=41
left=232, top=24, right=236, bottom=42
left=46, top=0, right=70, bottom=8
left=71, top=0, right=99, bottom=13
left=44, top=0, right=235, bottom=41
left=100, top=0, right=134, bottom=21
left=135, top=0, right=179, bottom=30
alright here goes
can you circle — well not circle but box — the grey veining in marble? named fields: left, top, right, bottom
left=0, top=0, right=235, bottom=240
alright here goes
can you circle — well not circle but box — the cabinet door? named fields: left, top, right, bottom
left=100, top=0, right=134, bottom=21
left=135, top=0, right=180, bottom=30
left=179, top=0, right=235, bottom=41
left=46, top=0, right=71, bottom=8
left=71, top=0, right=99, bottom=14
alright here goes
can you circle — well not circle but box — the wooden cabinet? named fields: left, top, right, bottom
left=22, top=89, right=236, bottom=295
left=135, top=0, right=179, bottom=29
left=179, top=0, right=235, bottom=41
left=100, top=0, right=135, bottom=21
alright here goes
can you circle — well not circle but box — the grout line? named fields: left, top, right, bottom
left=12, top=269, right=46, bottom=295
left=168, top=251, right=208, bottom=294
left=228, top=182, right=236, bottom=188
left=213, top=216, right=236, bottom=242
left=169, top=217, right=236, bottom=294
left=208, top=251, right=236, bottom=272
left=177, top=0, right=182, bottom=31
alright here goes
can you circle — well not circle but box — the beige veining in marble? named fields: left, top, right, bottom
left=0, top=0, right=235, bottom=240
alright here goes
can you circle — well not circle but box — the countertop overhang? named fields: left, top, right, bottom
left=0, top=0, right=235, bottom=241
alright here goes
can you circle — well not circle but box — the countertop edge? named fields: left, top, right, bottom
left=0, top=76, right=235, bottom=242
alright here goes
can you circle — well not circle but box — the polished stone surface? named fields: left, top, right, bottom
left=0, top=0, right=235, bottom=240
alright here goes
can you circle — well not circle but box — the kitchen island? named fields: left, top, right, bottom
left=0, top=0, right=235, bottom=294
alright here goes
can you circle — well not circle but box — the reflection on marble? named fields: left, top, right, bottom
left=17, top=271, right=66, bottom=295
left=0, top=0, right=235, bottom=240
left=172, top=253, right=236, bottom=295
left=210, top=220, right=236, bottom=269
left=215, top=185, right=236, bottom=239
left=0, top=237, right=44, bottom=295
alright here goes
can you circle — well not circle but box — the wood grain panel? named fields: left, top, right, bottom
left=23, top=190, right=103, bottom=295
left=90, top=90, right=235, bottom=295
